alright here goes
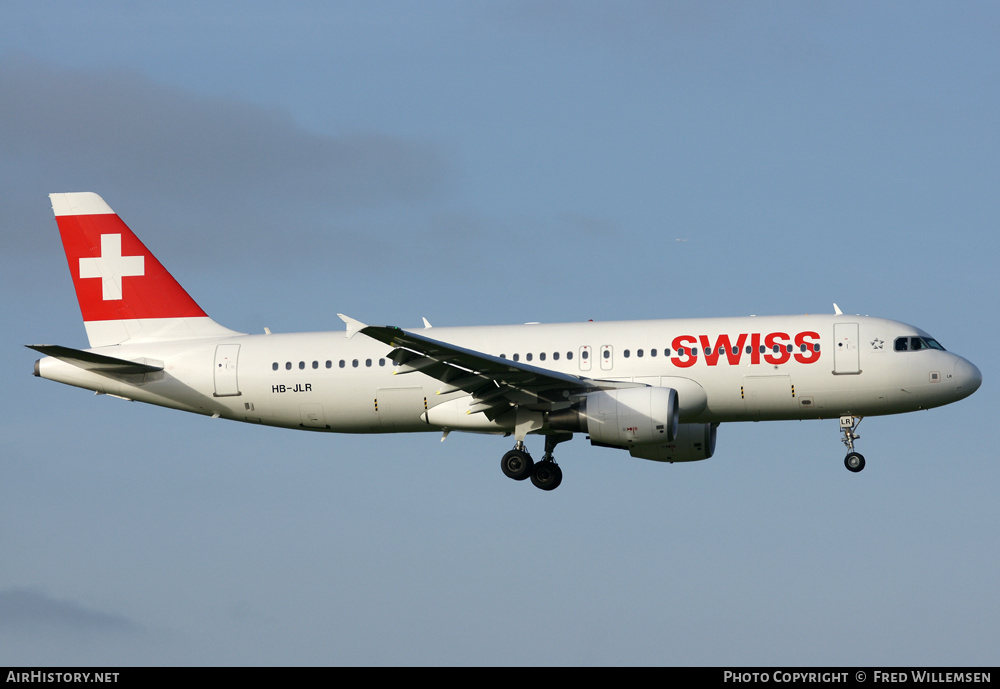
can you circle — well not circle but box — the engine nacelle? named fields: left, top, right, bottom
left=628, top=423, right=718, bottom=463
left=550, top=387, right=679, bottom=447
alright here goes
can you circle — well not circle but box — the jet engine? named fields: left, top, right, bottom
left=627, top=423, right=718, bottom=463
left=548, top=387, right=679, bottom=446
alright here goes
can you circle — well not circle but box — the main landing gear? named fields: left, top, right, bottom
left=500, top=434, right=569, bottom=491
left=840, top=415, right=866, bottom=473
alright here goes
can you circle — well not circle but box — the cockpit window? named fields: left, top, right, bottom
left=894, top=336, right=946, bottom=352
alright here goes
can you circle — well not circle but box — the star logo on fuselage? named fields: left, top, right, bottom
left=870, top=338, right=884, bottom=350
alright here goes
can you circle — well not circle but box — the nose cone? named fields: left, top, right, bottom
left=954, top=357, right=982, bottom=398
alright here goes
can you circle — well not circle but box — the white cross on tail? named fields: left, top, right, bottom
left=78, top=234, right=145, bottom=300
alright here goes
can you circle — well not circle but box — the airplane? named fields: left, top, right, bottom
left=30, top=192, right=982, bottom=491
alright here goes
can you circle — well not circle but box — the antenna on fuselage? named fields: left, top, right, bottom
left=833, top=303, right=843, bottom=315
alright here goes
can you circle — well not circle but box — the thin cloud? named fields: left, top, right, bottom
left=0, top=55, right=449, bottom=258
left=0, top=587, right=142, bottom=635
left=0, top=587, right=209, bottom=665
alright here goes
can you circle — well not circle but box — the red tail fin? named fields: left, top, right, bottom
left=50, top=193, right=240, bottom=347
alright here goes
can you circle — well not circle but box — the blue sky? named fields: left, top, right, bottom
left=1, top=1, right=997, bottom=665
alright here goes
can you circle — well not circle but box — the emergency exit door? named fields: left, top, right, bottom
left=213, top=344, right=241, bottom=396
left=833, top=323, right=860, bottom=375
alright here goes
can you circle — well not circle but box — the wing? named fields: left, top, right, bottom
left=344, top=316, right=643, bottom=420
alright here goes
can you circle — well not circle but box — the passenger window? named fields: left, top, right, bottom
left=637, top=349, right=644, bottom=358
left=650, top=349, right=657, bottom=357
left=567, top=351, right=574, bottom=360
left=540, top=352, right=546, bottom=361
left=339, top=360, right=346, bottom=368
left=624, top=349, right=630, bottom=358
left=581, top=350, right=588, bottom=360
left=526, top=353, right=533, bottom=361
left=285, top=362, right=292, bottom=370
left=553, top=352, right=560, bottom=360
left=272, top=362, right=278, bottom=371
left=379, top=359, right=386, bottom=366
left=513, top=354, right=520, bottom=362
left=352, top=359, right=359, bottom=368
left=299, top=361, right=305, bottom=370
left=366, top=359, right=372, bottom=367
left=326, top=360, right=332, bottom=368
left=312, top=361, right=319, bottom=369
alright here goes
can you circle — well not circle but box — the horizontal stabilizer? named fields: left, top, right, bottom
left=26, top=344, right=163, bottom=374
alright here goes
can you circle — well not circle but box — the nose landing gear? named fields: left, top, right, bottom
left=840, top=416, right=865, bottom=472
left=845, top=452, right=866, bottom=472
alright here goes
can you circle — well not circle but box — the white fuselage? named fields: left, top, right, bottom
left=36, top=314, right=981, bottom=436
left=37, top=192, right=983, bottom=485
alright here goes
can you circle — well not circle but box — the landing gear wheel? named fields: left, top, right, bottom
left=530, top=461, right=563, bottom=491
left=501, top=450, right=534, bottom=481
left=844, top=452, right=866, bottom=473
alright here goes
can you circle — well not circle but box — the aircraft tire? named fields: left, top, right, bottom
left=501, top=450, right=534, bottom=481
left=844, top=452, right=866, bottom=473
left=530, top=462, right=563, bottom=491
